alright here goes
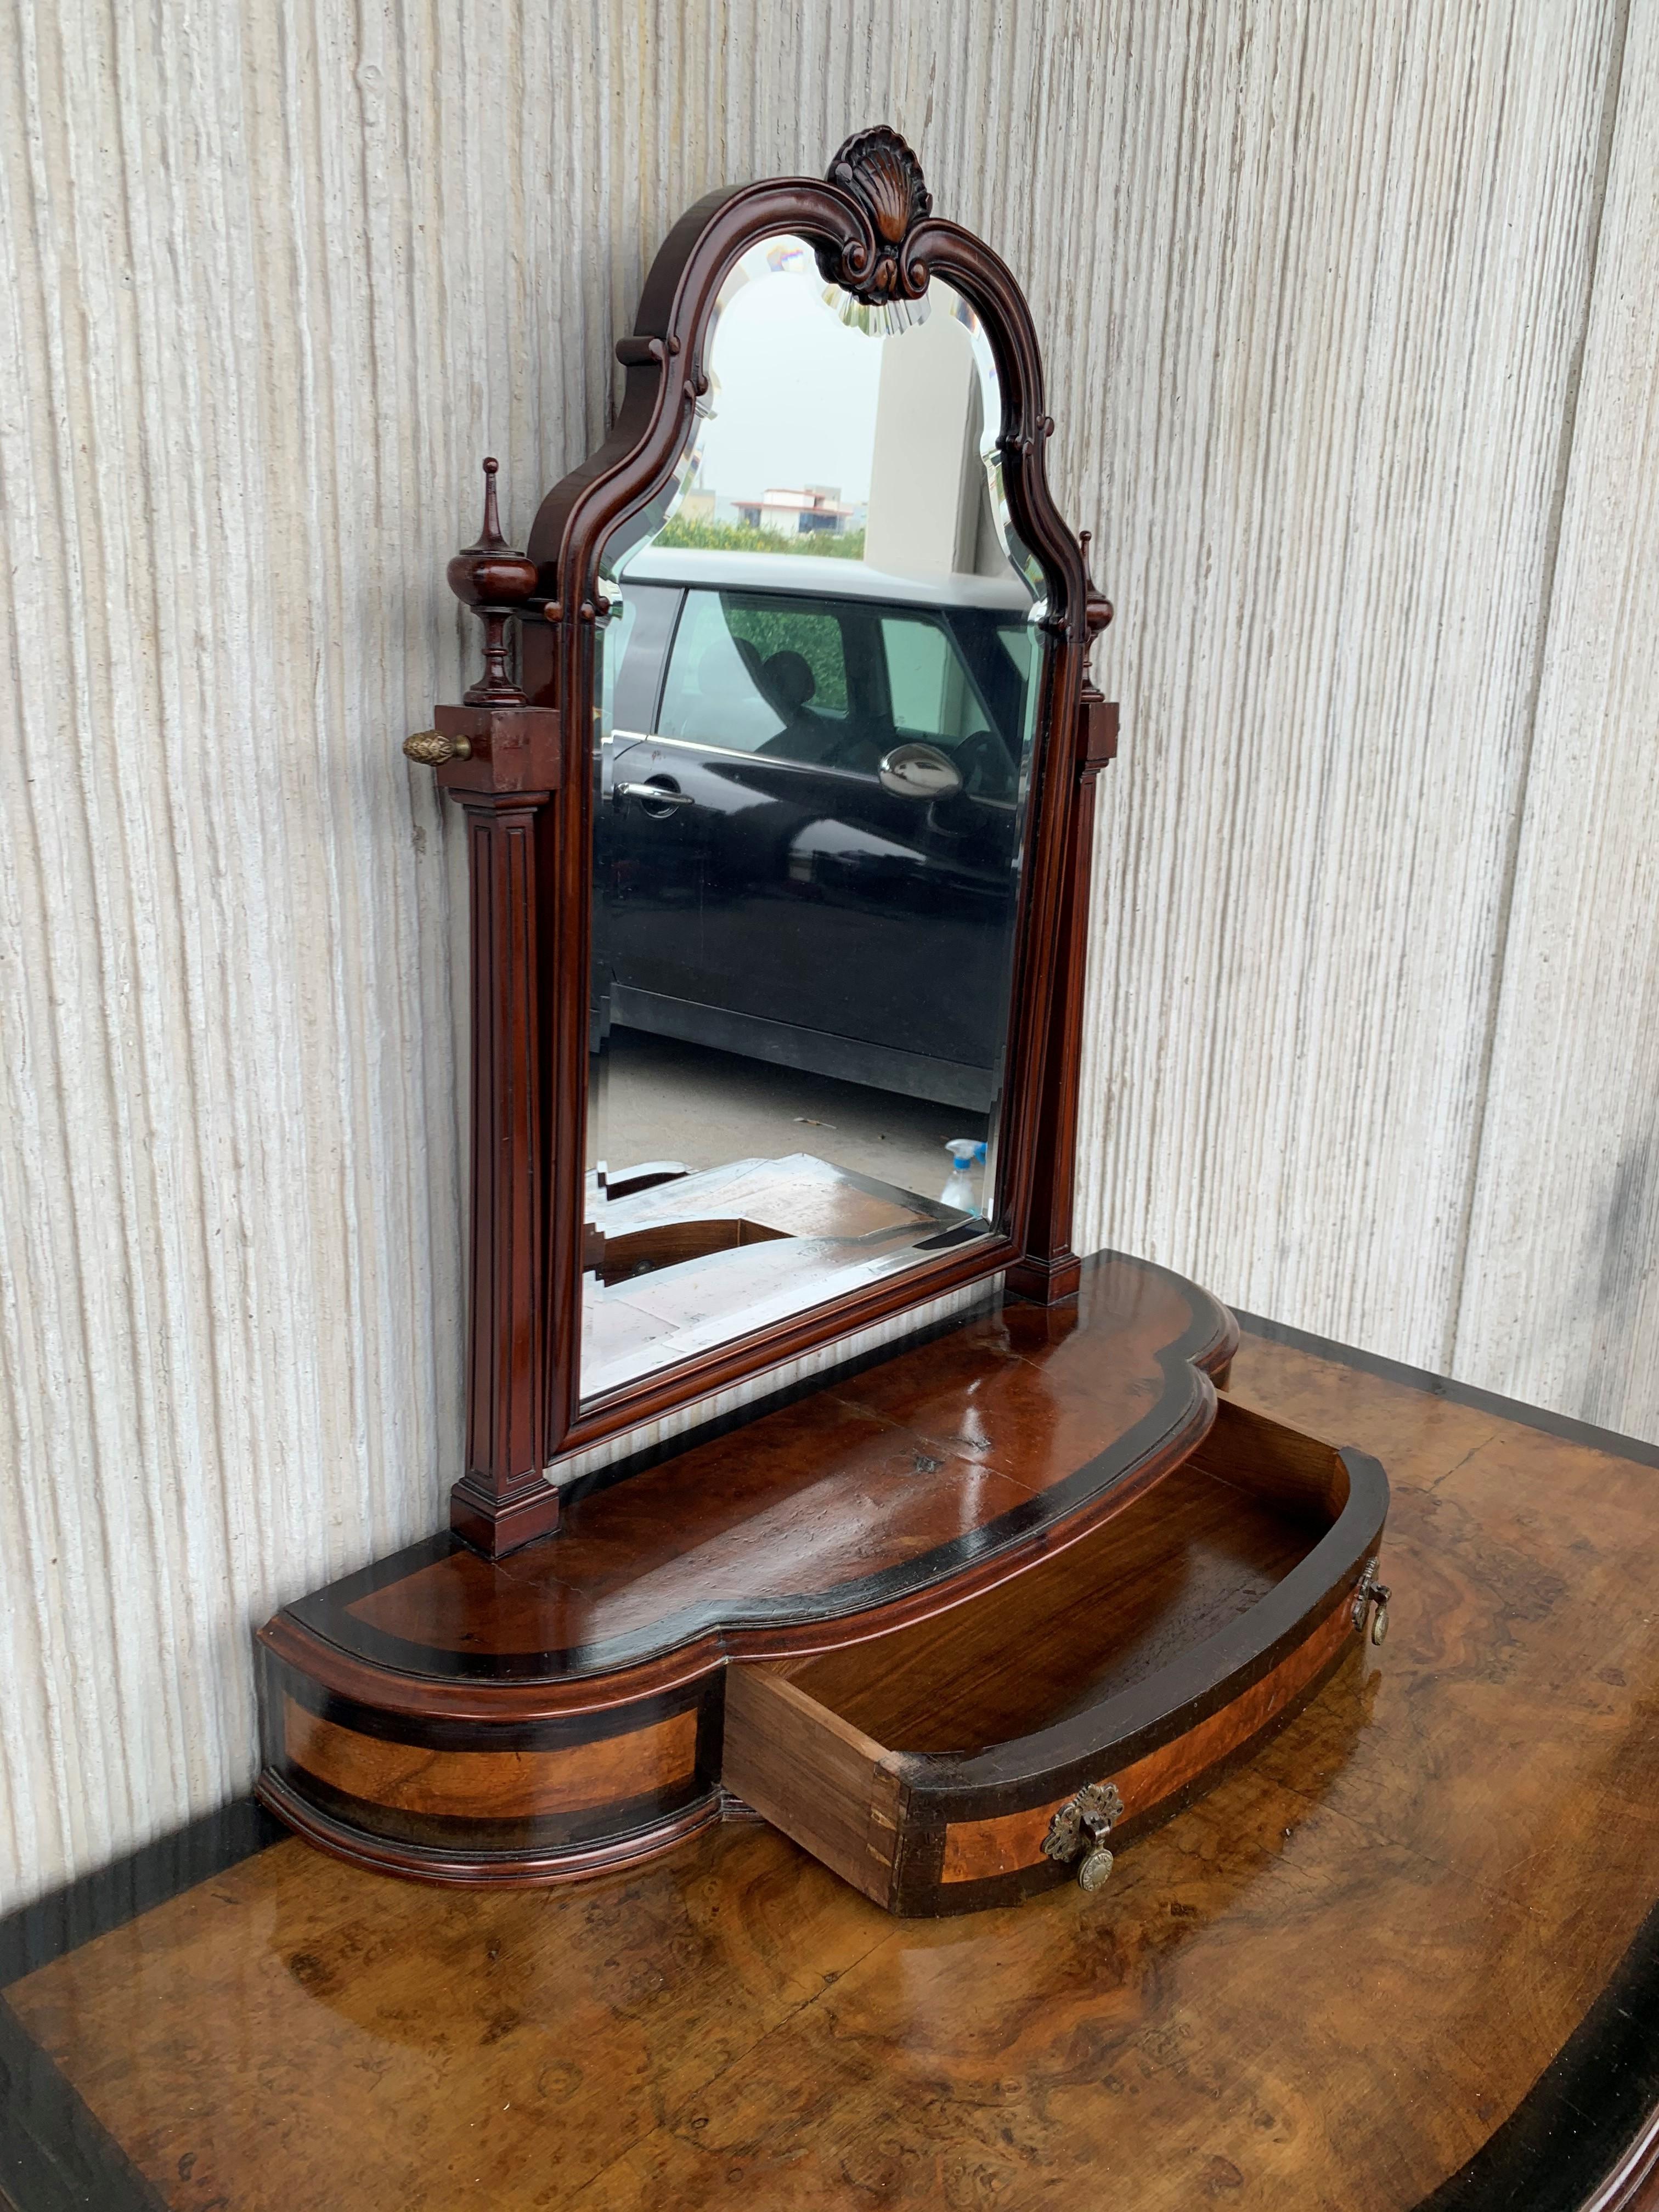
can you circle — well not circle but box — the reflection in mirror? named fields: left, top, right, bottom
left=583, top=234, right=1046, bottom=1403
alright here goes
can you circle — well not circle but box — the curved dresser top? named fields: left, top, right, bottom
left=265, top=1251, right=1237, bottom=1709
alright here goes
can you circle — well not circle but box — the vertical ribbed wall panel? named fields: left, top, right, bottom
left=0, top=0, right=1052, bottom=1910
left=1454, top=3, right=1659, bottom=1434
left=1065, top=0, right=1619, bottom=1372
left=0, top=0, right=1646, bottom=1905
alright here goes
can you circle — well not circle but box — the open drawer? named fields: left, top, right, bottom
left=722, top=1396, right=1389, bottom=1915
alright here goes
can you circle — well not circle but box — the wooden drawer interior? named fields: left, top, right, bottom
left=723, top=1396, right=1382, bottom=1913
left=785, top=1454, right=1310, bottom=1756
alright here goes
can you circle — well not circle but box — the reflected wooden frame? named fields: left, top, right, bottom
left=430, top=129, right=1113, bottom=1550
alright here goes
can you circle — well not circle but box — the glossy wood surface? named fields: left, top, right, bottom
left=9, top=1324, right=1659, bottom=2210
left=275, top=1252, right=1235, bottom=1691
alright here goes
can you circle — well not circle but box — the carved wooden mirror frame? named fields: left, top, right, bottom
left=407, top=129, right=1115, bottom=1555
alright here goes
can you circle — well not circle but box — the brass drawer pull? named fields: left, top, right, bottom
left=1041, top=1780, right=1123, bottom=1892
left=1352, top=1559, right=1392, bottom=1645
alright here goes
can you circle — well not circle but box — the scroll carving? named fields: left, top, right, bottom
left=819, top=126, right=934, bottom=302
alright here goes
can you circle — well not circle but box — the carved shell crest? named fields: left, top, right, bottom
left=821, top=126, right=933, bottom=301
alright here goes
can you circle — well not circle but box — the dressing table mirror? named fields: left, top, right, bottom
left=583, top=238, right=1041, bottom=1409
left=257, top=131, right=1390, bottom=1915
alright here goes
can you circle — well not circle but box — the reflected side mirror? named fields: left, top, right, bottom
left=877, top=742, right=962, bottom=800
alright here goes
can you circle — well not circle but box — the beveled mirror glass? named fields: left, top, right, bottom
left=580, top=235, right=1047, bottom=1402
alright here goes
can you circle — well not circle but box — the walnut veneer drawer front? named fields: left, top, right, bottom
left=722, top=1396, right=1390, bottom=1916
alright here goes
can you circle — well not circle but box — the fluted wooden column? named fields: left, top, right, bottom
left=432, top=706, right=563, bottom=1555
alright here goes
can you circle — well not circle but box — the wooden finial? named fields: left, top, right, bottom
left=1079, top=529, right=1113, bottom=644
left=476, top=455, right=505, bottom=549
left=446, top=456, right=540, bottom=706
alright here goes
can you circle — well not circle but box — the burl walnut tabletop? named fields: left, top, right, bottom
left=4, top=1317, right=1658, bottom=2212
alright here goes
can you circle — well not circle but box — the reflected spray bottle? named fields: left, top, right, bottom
left=941, top=1138, right=988, bottom=1218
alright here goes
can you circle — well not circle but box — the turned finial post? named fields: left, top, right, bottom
left=1078, top=530, right=1114, bottom=656
left=446, top=456, right=540, bottom=706
left=478, top=453, right=504, bottom=544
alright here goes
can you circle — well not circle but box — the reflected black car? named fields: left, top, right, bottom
left=596, top=548, right=1040, bottom=1113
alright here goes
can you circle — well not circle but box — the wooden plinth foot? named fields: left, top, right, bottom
left=1006, top=1251, right=1082, bottom=1304
left=449, top=1474, right=560, bottom=1556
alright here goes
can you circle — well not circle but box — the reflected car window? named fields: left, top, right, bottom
left=880, top=614, right=988, bottom=749
left=656, top=591, right=785, bottom=751
left=653, top=586, right=1034, bottom=797
left=984, top=620, right=1039, bottom=760
left=881, top=611, right=1031, bottom=799
left=724, top=600, right=850, bottom=717
left=657, top=591, right=853, bottom=764
left=599, top=594, right=636, bottom=731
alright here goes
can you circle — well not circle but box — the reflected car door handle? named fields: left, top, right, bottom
left=616, top=779, right=695, bottom=811
left=878, top=742, right=962, bottom=800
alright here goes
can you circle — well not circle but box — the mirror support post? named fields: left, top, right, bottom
left=413, top=702, right=564, bottom=1556
left=402, top=459, right=571, bottom=1556
left=1009, top=560, right=1116, bottom=1306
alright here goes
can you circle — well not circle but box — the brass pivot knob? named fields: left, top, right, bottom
left=404, top=729, right=472, bottom=767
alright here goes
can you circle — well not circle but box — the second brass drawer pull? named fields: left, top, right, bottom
left=1352, top=1558, right=1392, bottom=1645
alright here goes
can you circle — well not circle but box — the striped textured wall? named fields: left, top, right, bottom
left=1456, top=1, right=1659, bottom=1433
left=0, top=0, right=1649, bottom=1905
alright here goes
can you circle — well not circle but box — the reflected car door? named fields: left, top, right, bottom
left=603, top=584, right=1022, bottom=1088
